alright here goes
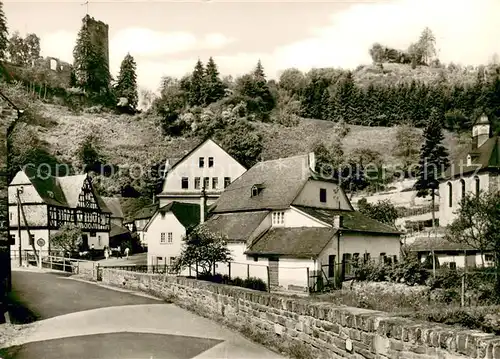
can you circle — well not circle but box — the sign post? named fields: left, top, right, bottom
left=37, top=238, right=45, bottom=269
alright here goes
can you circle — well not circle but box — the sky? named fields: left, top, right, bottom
left=4, top=0, right=500, bottom=93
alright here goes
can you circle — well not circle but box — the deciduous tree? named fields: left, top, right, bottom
left=357, top=198, right=398, bottom=226
left=447, top=191, right=500, bottom=296
left=7, top=31, right=28, bottom=65
left=24, top=33, right=41, bottom=65
left=393, top=121, right=422, bottom=176
left=174, top=227, right=232, bottom=276
left=50, top=224, right=84, bottom=254
left=215, top=119, right=263, bottom=169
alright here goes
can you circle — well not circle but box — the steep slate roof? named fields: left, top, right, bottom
left=443, top=136, right=500, bottom=179
left=212, top=154, right=311, bottom=213
left=200, top=211, right=269, bottom=242
left=102, top=197, right=124, bottom=219
left=22, top=166, right=68, bottom=206
left=143, top=201, right=201, bottom=232
left=293, top=206, right=401, bottom=235
left=110, top=223, right=130, bottom=237
left=133, top=203, right=159, bottom=220
left=18, top=167, right=111, bottom=212
left=120, top=197, right=153, bottom=222
left=246, top=227, right=337, bottom=259
left=158, top=201, right=201, bottom=229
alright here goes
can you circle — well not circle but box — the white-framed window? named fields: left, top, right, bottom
left=167, top=232, right=173, bottom=243
left=169, top=257, right=176, bottom=265
left=272, top=211, right=285, bottom=225
left=98, top=236, right=101, bottom=246
left=160, top=232, right=166, bottom=243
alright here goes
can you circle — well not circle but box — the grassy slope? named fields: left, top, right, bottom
left=37, top=104, right=197, bottom=166
left=257, top=118, right=465, bottom=166
left=34, top=102, right=465, bottom=173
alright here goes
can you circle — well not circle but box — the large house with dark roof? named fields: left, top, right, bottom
left=439, top=113, right=500, bottom=226
left=157, top=138, right=247, bottom=206
left=8, top=167, right=111, bottom=254
left=201, top=153, right=401, bottom=292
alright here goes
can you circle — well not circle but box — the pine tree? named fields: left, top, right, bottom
left=254, top=59, right=265, bottom=80
left=415, top=108, right=450, bottom=228
left=204, top=56, right=225, bottom=105
left=251, top=60, right=275, bottom=117
left=115, top=53, right=138, bottom=109
left=188, top=59, right=205, bottom=106
left=0, top=1, right=8, bottom=61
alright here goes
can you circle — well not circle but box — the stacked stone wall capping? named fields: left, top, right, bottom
left=99, top=269, right=500, bottom=359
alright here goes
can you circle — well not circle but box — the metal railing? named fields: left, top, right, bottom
left=103, top=264, right=178, bottom=275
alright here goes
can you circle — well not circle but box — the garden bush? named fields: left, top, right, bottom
left=198, top=274, right=267, bottom=292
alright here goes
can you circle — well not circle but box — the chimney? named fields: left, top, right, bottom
left=333, top=215, right=343, bottom=229
left=308, top=152, right=316, bottom=172
left=200, top=186, right=206, bottom=224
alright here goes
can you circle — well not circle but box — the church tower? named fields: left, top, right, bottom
left=472, top=113, right=491, bottom=149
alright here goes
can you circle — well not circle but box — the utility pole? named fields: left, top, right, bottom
left=16, top=188, right=22, bottom=267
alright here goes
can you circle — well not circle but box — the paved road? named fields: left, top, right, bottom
left=8, top=270, right=159, bottom=321
left=1, top=269, right=285, bottom=359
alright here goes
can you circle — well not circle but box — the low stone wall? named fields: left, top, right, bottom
left=100, top=268, right=500, bottom=359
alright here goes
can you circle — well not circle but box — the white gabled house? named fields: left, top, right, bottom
left=144, top=201, right=201, bottom=267
left=8, top=166, right=112, bottom=255
left=157, top=138, right=247, bottom=206
left=201, top=153, right=402, bottom=292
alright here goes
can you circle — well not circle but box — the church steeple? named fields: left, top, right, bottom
left=472, top=113, right=490, bottom=149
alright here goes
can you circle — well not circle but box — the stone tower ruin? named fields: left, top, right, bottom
left=82, top=15, right=109, bottom=70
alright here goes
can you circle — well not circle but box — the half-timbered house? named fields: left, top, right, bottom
left=8, top=166, right=111, bottom=254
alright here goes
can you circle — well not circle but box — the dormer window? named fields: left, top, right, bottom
left=251, top=184, right=264, bottom=197
left=47, top=191, right=54, bottom=198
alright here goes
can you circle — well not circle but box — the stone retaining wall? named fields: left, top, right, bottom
left=100, top=268, right=500, bottom=359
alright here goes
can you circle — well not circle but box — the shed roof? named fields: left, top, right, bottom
left=246, top=227, right=337, bottom=259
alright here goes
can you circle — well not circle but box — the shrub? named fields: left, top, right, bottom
left=426, top=269, right=461, bottom=290
left=354, top=261, right=389, bottom=282
left=388, top=257, right=429, bottom=286
left=243, top=277, right=267, bottom=292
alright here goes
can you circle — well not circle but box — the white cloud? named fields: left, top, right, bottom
left=202, top=33, right=234, bottom=49
left=110, top=28, right=198, bottom=57
left=271, top=0, right=500, bottom=72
